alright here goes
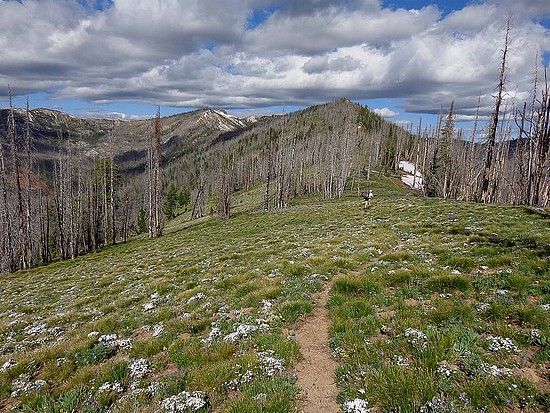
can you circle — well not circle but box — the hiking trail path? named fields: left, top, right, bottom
left=294, top=279, right=341, bottom=413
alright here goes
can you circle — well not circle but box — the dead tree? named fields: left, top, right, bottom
left=148, top=107, right=163, bottom=237
left=479, top=17, right=511, bottom=203
left=216, top=148, right=234, bottom=219
left=528, top=70, right=550, bottom=206
left=24, top=98, right=33, bottom=267
left=0, top=135, right=15, bottom=272
left=7, top=90, right=30, bottom=270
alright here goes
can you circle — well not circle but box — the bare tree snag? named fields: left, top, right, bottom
left=479, top=17, right=511, bottom=203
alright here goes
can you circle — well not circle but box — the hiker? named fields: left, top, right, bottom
left=363, top=190, right=373, bottom=208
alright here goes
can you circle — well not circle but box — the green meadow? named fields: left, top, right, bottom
left=1, top=176, right=549, bottom=412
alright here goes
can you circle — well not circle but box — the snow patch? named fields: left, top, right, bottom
left=197, top=109, right=245, bottom=132
left=398, top=161, right=423, bottom=189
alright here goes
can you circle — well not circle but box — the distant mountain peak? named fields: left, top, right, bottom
left=196, top=109, right=246, bottom=132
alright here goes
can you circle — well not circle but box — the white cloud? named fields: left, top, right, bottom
left=373, top=107, right=398, bottom=118
left=0, top=0, right=548, bottom=120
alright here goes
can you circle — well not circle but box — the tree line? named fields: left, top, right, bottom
left=416, top=19, right=550, bottom=206
left=0, top=95, right=165, bottom=273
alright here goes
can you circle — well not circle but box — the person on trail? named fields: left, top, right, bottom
left=363, top=190, right=373, bottom=208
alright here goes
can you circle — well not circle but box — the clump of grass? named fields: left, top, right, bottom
left=425, top=274, right=472, bottom=293
left=428, top=302, right=475, bottom=326
left=222, top=375, right=298, bottom=413
left=383, top=251, right=414, bottom=263
left=74, top=344, right=115, bottom=366
left=169, top=339, right=237, bottom=369
left=332, top=276, right=381, bottom=297
left=361, top=365, right=437, bottom=411
left=278, top=300, right=313, bottom=322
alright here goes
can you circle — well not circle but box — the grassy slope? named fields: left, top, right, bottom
left=0, top=176, right=549, bottom=412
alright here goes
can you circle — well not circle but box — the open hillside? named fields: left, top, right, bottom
left=1, top=99, right=412, bottom=274
left=1, top=177, right=549, bottom=412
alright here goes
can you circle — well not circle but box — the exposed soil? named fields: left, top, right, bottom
left=294, top=283, right=340, bottom=413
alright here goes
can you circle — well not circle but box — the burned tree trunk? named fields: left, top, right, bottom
left=148, top=107, right=163, bottom=237
left=478, top=17, right=511, bottom=203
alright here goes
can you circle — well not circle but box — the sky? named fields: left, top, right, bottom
left=0, top=0, right=549, bottom=131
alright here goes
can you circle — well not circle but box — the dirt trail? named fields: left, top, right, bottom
left=294, top=283, right=340, bottom=413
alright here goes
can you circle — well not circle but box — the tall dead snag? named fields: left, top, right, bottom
left=0, top=126, right=15, bottom=272
left=109, top=131, right=116, bottom=245
left=264, top=134, right=272, bottom=211
left=191, top=169, right=207, bottom=219
left=216, top=147, right=234, bottom=219
left=24, top=98, right=33, bottom=267
left=8, top=89, right=30, bottom=270
left=37, top=165, right=50, bottom=265
left=479, top=17, right=511, bottom=203
left=53, top=147, right=66, bottom=260
left=529, top=70, right=550, bottom=206
left=148, top=106, right=163, bottom=237
left=464, top=98, right=481, bottom=201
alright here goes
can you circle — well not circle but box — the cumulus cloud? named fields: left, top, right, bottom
left=373, top=107, right=399, bottom=118
left=0, top=0, right=548, bottom=119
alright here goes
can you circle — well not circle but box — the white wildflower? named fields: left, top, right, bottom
left=223, top=324, right=258, bottom=342
left=404, top=327, right=428, bottom=350
left=477, top=303, right=490, bottom=312
left=528, top=329, right=542, bottom=341
left=436, top=363, right=456, bottom=378
left=257, top=350, right=285, bottom=377
left=129, top=358, right=151, bottom=379
left=98, top=333, right=118, bottom=344
left=485, top=364, right=513, bottom=377
left=48, top=326, right=64, bottom=337
left=261, top=299, right=273, bottom=312
left=419, top=396, right=455, bottom=412
left=98, top=381, right=124, bottom=393
left=331, top=347, right=347, bottom=359
left=344, top=398, right=371, bottom=413
left=201, top=327, right=222, bottom=346
left=153, top=323, right=165, bottom=337
left=187, top=293, right=206, bottom=304
left=0, top=359, right=16, bottom=372
left=147, top=381, right=164, bottom=396
left=486, top=335, right=521, bottom=353
left=24, top=323, right=48, bottom=335
left=113, top=338, right=133, bottom=351
left=161, top=391, right=208, bottom=412
left=226, top=369, right=255, bottom=391
left=11, top=375, right=47, bottom=397
left=392, top=354, right=409, bottom=366
left=98, top=333, right=133, bottom=351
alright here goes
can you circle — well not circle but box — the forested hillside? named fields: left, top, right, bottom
left=1, top=93, right=549, bottom=275
left=0, top=98, right=409, bottom=273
